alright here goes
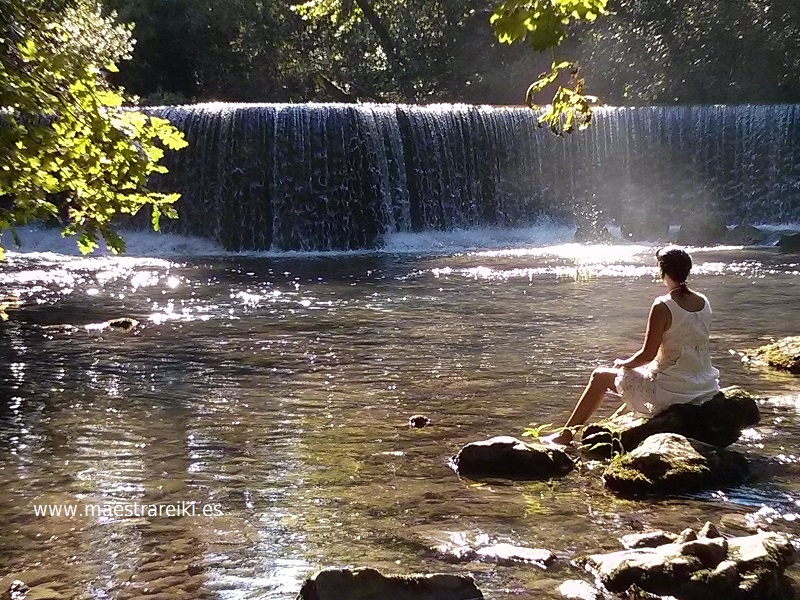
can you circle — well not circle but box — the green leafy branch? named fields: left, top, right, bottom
left=491, top=0, right=607, bottom=135
left=526, top=60, right=598, bottom=135
left=0, top=0, right=188, bottom=259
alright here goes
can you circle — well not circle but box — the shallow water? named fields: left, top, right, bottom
left=1, top=239, right=800, bottom=599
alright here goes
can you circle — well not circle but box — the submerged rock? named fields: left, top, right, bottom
left=4, top=581, right=29, bottom=600
left=81, top=317, right=140, bottom=333
left=474, top=544, right=556, bottom=568
left=580, top=526, right=796, bottom=600
left=0, top=295, right=22, bottom=320
left=429, top=532, right=555, bottom=568
left=602, top=433, right=749, bottom=496
left=452, top=436, right=574, bottom=480
left=107, top=317, right=139, bottom=331
left=296, top=567, right=483, bottom=600
left=580, top=386, right=760, bottom=457
left=557, top=579, right=602, bottom=600
left=745, top=336, right=800, bottom=374
left=0, top=572, right=67, bottom=595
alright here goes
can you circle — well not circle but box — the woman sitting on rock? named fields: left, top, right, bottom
left=546, top=246, right=720, bottom=446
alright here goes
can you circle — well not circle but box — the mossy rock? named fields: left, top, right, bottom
left=580, top=386, right=760, bottom=457
left=746, top=336, right=800, bottom=374
left=602, top=433, right=749, bottom=497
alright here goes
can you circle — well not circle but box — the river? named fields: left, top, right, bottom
left=1, top=228, right=799, bottom=599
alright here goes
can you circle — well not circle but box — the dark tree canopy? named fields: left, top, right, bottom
left=580, top=0, right=800, bottom=104
left=101, top=0, right=800, bottom=107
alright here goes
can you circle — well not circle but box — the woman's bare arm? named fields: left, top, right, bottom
left=614, top=302, right=670, bottom=369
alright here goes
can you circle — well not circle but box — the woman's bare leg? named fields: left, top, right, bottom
left=546, top=367, right=619, bottom=445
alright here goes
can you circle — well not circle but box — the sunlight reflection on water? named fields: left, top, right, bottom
left=0, top=244, right=799, bottom=599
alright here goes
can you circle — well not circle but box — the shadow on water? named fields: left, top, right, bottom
left=0, top=244, right=799, bottom=598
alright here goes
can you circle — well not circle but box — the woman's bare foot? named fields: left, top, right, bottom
left=541, top=430, right=573, bottom=447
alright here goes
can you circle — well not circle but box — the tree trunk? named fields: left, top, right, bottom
left=352, top=0, right=414, bottom=101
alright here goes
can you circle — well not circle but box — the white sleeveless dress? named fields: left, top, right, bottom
left=615, top=292, right=720, bottom=415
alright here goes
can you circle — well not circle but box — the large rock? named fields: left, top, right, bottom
left=675, top=213, right=729, bottom=246
left=296, top=567, right=483, bottom=600
left=451, top=436, right=574, bottom=480
left=778, top=232, right=800, bottom=252
left=745, top=336, right=800, bottom=374
left=580, top=525, right=796, bottom=600
left=602, top=433, right=749, bottom=496
left=725, top=224, right=767, bottom=246
left=580, top=386, right=760, bottom=457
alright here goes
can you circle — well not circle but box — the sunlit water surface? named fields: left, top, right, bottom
left=1, top=237, right=800, bottom=599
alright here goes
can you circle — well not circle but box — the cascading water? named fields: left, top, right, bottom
left=150, top=104, right=800, bottom=251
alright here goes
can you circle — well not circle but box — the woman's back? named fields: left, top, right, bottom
left=653, top=291, right=719, bottom=406
left=669, top=289, right=706, bottom=313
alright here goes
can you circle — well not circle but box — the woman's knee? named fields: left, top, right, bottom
left=589, top=367, right=617, bottom=389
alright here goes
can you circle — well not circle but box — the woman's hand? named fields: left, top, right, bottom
left=613, top=358, right=629, bottom=369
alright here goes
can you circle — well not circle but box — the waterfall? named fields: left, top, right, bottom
left=150, top=103, right=800, bottom=251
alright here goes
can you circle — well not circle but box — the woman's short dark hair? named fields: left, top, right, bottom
left=656, top=246, right=692, bottom=283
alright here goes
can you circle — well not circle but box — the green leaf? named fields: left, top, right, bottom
left=77, top=233, right=99, bottom=255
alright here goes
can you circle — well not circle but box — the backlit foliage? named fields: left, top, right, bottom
left=491, top=0, right=607, bottom=134
left=0, top=0, right=187, bottom=259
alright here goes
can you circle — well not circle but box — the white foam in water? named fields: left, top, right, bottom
left=758, top=223, right=800, bottom=232
left=381, top=223, right=580, bottom=253
left=1, top=225, right=224, bottom=258
left=2, top=222, right=585, bottom=258
left=3, top=220, right=798, bottom=260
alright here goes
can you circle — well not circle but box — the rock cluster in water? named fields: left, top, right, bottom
left=287, top=376, right=796, bottom=600
left=580, top=386, right=760, bottom=457
left=452, top=386, right=759, bottom=496
left=579, top=523, right=796, bottom=600
left=295, top=522, right=796, bottom=600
